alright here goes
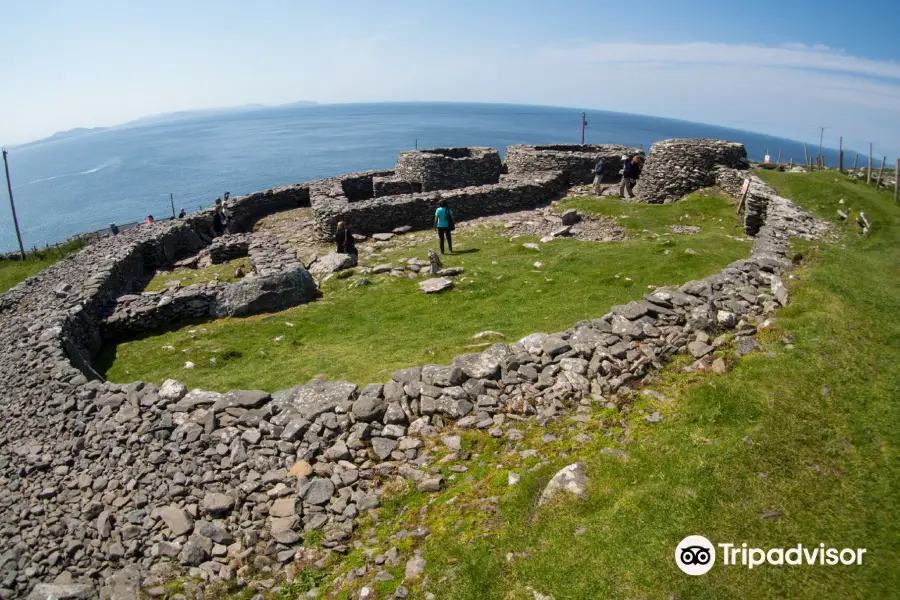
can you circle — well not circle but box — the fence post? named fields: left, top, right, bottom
left=838, top=137, right=843, bottom=173
left=803, top=143, right=810, bottom=170
left=895, top=158, right=899, bottom=203
left=868, top=143, right=873, bottom=184
left=876, top=156, right=886, bottom=188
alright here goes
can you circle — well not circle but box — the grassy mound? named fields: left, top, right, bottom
left=96, top=190, right=749, bottom=390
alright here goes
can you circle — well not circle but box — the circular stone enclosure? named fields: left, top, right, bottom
left=394, top=147, right=502, bottom=192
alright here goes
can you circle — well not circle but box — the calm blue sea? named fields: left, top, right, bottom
left=0, top=102, right=839, bottom=252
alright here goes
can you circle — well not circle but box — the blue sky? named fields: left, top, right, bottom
left=1, top=0, right=899, bottom=155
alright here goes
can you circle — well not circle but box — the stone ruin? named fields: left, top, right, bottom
left=505, top=143, right=640, bottom=184
left=634, top=138, right=749, bottom=204
left=0, top=138, right=831, bottom=599
left=394, top=147, right=502, bottom=192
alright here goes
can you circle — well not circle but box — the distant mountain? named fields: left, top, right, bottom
left=15, top=101, right=319, bottom=148
left=122, top=101, right=319, bottom=127
left=15, top=126, right=109, bottom=149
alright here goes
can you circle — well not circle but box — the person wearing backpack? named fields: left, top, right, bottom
left=434, top=200, right=455, bottom=254
left=592, top=158, right=605, bottom=194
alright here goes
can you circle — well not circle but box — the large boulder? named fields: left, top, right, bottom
left=215, top=267, right=318, bottom=318
left=308, top=253, right=356, bottom=275
left=538, top=462, right=589, bottom=506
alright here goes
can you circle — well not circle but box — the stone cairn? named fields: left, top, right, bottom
left=634, top=138, right=749, bottom=204
left=0, top=145, right=829, bottom=599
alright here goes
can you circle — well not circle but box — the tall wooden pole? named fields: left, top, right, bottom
left=852, top=152, right=858, bottom=171
left=895, top=159, right=899, bottom=203
left=2, top=149, right=26, bottom=260
left=170, top=193, right=175, bottom=219
left=776, top=149, right=782, bottom=165
left=867, top=143, right=873, bottom=184
left=818, top=126, right=825, bottom=167
left=580, top=112, right=588, bottom=145
left=876, top=156, right=886, bottom=188
left=838, top=137, right=843, bottom=173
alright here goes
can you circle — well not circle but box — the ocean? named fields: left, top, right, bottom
left=0, top=102, right=840, bottom=252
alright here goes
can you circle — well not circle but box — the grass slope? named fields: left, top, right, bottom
left=96, top=190, right=749, bottom=390
left=351, top=171, right=896, bottom=600
left=0, top=238, right=87, bottom=293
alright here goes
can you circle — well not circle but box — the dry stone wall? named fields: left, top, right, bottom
left=103, top=234, right=318, bottom=340
left=394, top=147, right=502, bottom=192
left=506, top=144, right=640, bottom=184
left=634, top=139, right=749, bottom=204
left=312, top=172, right=568, bottom=238
left=0, top=140, right=830, bottom=599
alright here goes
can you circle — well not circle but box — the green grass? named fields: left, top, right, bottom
left=389, top=171, right=900, bottom=599
left=143, top=256, right=253, bottom=292
left=0, top=238, right=88, bottom=293
left=95, top=190, right=749, bottom=391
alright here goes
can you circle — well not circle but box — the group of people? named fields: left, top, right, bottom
left=333, top=200, right=457, bottom=259
left=591, top=152, right=646, bottom=198
left=213, top=192, right=232, bottom=236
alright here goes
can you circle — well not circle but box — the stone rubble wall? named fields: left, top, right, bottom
left=311, top=172, right=569, bottom=238
left=0, top=141, right=830, bottom=599
left=372, top=176, right=414, bottom=198
left=208, top=234, right=253, bottom=264
left=394, top=147, right=502, bottom=192
left=634, top=139, right=749, bottom=204
left=102, top=234, right=318, bottom=340
left=506, top=144, right=641, bottom=184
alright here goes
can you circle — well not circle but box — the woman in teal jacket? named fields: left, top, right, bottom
left=434, top=200, right=454, bottom=254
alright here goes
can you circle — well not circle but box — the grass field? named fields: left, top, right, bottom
left=0, top=238, right=88, bottom=293
left=311, top=170, right=897, bottom=600
left=96, top=189, right=750, bottom=390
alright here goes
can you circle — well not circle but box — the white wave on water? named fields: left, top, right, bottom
left=14, top=157, right=122, bottom=188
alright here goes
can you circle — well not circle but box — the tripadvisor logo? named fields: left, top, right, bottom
left=675, top=536, right=868, bottom=575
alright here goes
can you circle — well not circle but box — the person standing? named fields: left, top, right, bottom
left=619, top=155, right=643, bottom=199
left=592, top=158, right=606, bottom=194
left=213, top=198, right=225, bottom=236
left=335, top=221, right=358, bottom=264
left=434, top=200, right=454, bottom=254
left=178, top=207, right=186, bottom=219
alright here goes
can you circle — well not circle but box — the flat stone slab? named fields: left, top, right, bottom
left=419, top=277, right=453, bottom=293
left=274, top=379, right=358, bottom=421
left=372, top=233, right=395, bottom=241
left=309, top=253, right=355, bottom=275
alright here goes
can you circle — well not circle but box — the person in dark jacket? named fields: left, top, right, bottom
left=619, top=155, right=643, bottom=198
left=335, top=221, right=358, bottom=263
left=178, top=208, right=186, bottom=219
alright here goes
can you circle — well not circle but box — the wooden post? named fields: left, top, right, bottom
left=2, top=149, right=26, bottom=260
left=789, top=157, right=793, bottom=168
left=580, top=112, right=588, bottom=145
left=170, top=193, right=176, bottom=219
left=803, top=142, right=810, bottom=170
left=895, top=158, right=899, bottom=203
left=838, top=137, right=843, bottom=173
left=853, top=152, right=859, bottom=170
left=868, top=143, right=873, bottom=184
left=876, top=156, right=886, bottom=188
left=776, top=149, right=782, bottom=165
